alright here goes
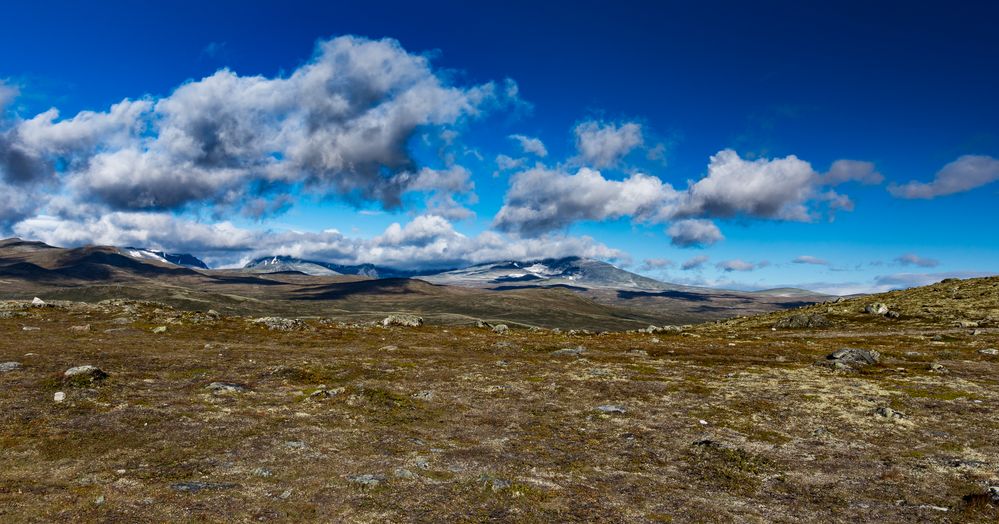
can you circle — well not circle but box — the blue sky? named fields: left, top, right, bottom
left=0, top=0, right=997, bottom=293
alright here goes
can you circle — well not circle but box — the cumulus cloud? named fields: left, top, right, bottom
left=681, top=255, right=709, bottom=270
left=13, top=212, right=621, bottom=270
left=493, top=166, right=679, bottom=235
left=494, top=149, right=866, bottom=237
left=0, top=81, right=18, bottom=111
left=895, top=253, right=939, bottom=268
left=793, top=255, right=829, bottom=265
left=888, top=155, right=999, bottom=199
left=0, top=36, right=508, bottom=218
left=573, top=120, right=644, bottom=168
left=666, top=219, right=723, bottom=247
left=508, top=134, right=547, bottom=157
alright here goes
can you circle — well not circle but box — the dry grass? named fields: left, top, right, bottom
left=1, top=278, right=998, bottom=522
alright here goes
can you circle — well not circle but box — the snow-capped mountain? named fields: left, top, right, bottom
left=241, top=255, right=420, bottom=278
left=120, top=248, right=210, bottom=270
left=421, top=257, right=677, bottom=291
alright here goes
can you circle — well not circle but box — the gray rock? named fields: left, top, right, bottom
left=64, top=365, right=108, bottom=383
left=393, top=468, right=416, bottom=479
left=874, top=406, right=905, bottom=419
left=69, top=324, right=91, bottom=333
left=773, top=313, right=830, bottom=329
left=492, top=324, right=509, bottom=334
left=171, top=481, right=239, bottom=493
left=381, top=314, right=423, bottom=328
left=479, top=473, right=511, bottom=492
left=817, top=348, right=880, bottom=371
left=596, top=404, right=626, bottom=414
left=978, top=348, right=999, bottom=356
left=955, top=320, right=979, bottom=328
left=31, top=297, right=46, bottom=307
left=864, top=303, right=889, bottom=315
left=206, top=382, right=248, bottom=393
left=0, top=361, right=22, bottom=373
left=989, top=486, right=999, bottom=504
left=885, top=311, right=901, bottom=319
left=551, top=346, right=585, bottom=356
left=252, top=317, right=306, bottom=331
left=22, top=326, right=40, bottom=332
left=151, top=326, right=167, bottom=334
left=349, top=474, right=385, bottom=487
left=928, top=363, right=949, bottom=373
left=53, top=391, right=65, bottom=402
left=411, top=390, right=435, bottom=401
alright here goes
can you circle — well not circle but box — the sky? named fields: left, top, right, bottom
left=1, top=0, right=997, bottom=294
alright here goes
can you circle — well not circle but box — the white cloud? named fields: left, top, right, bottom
left=0, top=36, right=509, bottom=216
left=493, top=166, right=679, bottom=235
left=681, top=255, right=709, bottom=271
left=666, top=219, right=723, bottom=247
left=822, top=159, right=883, bottom=185
left=888, top=155, right=999, bottom=199
left=640, top=258, right=675, bottom=271
left=793, top=255, right=829, bottom=265
left=508, top=134, right=547, bottom=157
left=12, top=212, right=621, bottom=270
left=716, top=259, right=764, bottom=272
left=894, top=253, right=939, bottom=268
left=494, top=149, right=864, bottom=237
left=573, top=120, right=644, bottom=168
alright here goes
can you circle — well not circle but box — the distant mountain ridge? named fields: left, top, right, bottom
left=121, top=248, right=210, bottom=270
left=242, top=255, right=437, bottom=279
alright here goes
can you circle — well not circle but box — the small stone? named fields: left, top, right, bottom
left=394, top=468, right=416, bottom=479
left=596, top=404, right=626, bottom=414
left=874, top=406, right=905, bottom=419
left=551, top=346, right=585, bottom=356
left=69, top=324, right=91, bottom=333
left=381, top=314, right=423, bottom=328
left=279, top=489, right=292, bottom=500
left=31, top=297, right=46, bottom=307
left=53, top=391, right=66, bottom=403
left=699, top=419, right=709, bottom=425
left=955, top=320, right=979, bottom=328
left=171, top=481, right=238, bottom=493
left=151, top=326, right=167, bottom=334
left=0, top=361, right=22, bottom=373
left=479, top=474, right=511, bottom=492
left=22, top=326, right=39, bottom=331
left=206, top=382, right=248, bottom=393
left=94, top=495, right=105, bottom=506
left=978, top=348, right=998, bottom=356
left=252, top=467, right=273, bottom=477
left=928, top=363, right=949, bottom=373
left=492, top=324, right=509, bottom=334
left=412, top=390, right=435, bottom=401
left=773, top=313, right=830, bottom=329
left=348, top=474, right=385, bottom=487
left=885, top=310, right=901, bottom=319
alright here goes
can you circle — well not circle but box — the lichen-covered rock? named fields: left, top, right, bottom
left=774, top=313, right=830, bottom=329
left=381, top=314, right=423, bottom=328
left=491, top=324, right=509, bottom=334
left=864, top=303, right=889, bottom=315
left=816, top=348, right=880, bottom=371
left=0, top=362, right=22, bottom=373
left=206, top=382, right=248, bottom=393
left=251, top=317, right=307, bottom=331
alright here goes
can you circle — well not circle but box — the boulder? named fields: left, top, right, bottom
left=381, top=314, right=423, bottom=328
left=0, top=361, right=22, bottom=373
left=31, top=297, right=46, bottom=307
left=64, top=365, right=109, bottom=384
left=817, top=348, right=880, bottom=371
left=978, top=348, right=998, bottom=356
left=864, top=303, right=889, bottom=315
left=491, top=324, right=509, bottom=334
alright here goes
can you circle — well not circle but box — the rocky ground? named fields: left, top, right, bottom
left=2, top=277, right=999, bottom=522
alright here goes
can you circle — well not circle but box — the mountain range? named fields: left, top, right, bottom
left=0, top=237, right=829, bottom=329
